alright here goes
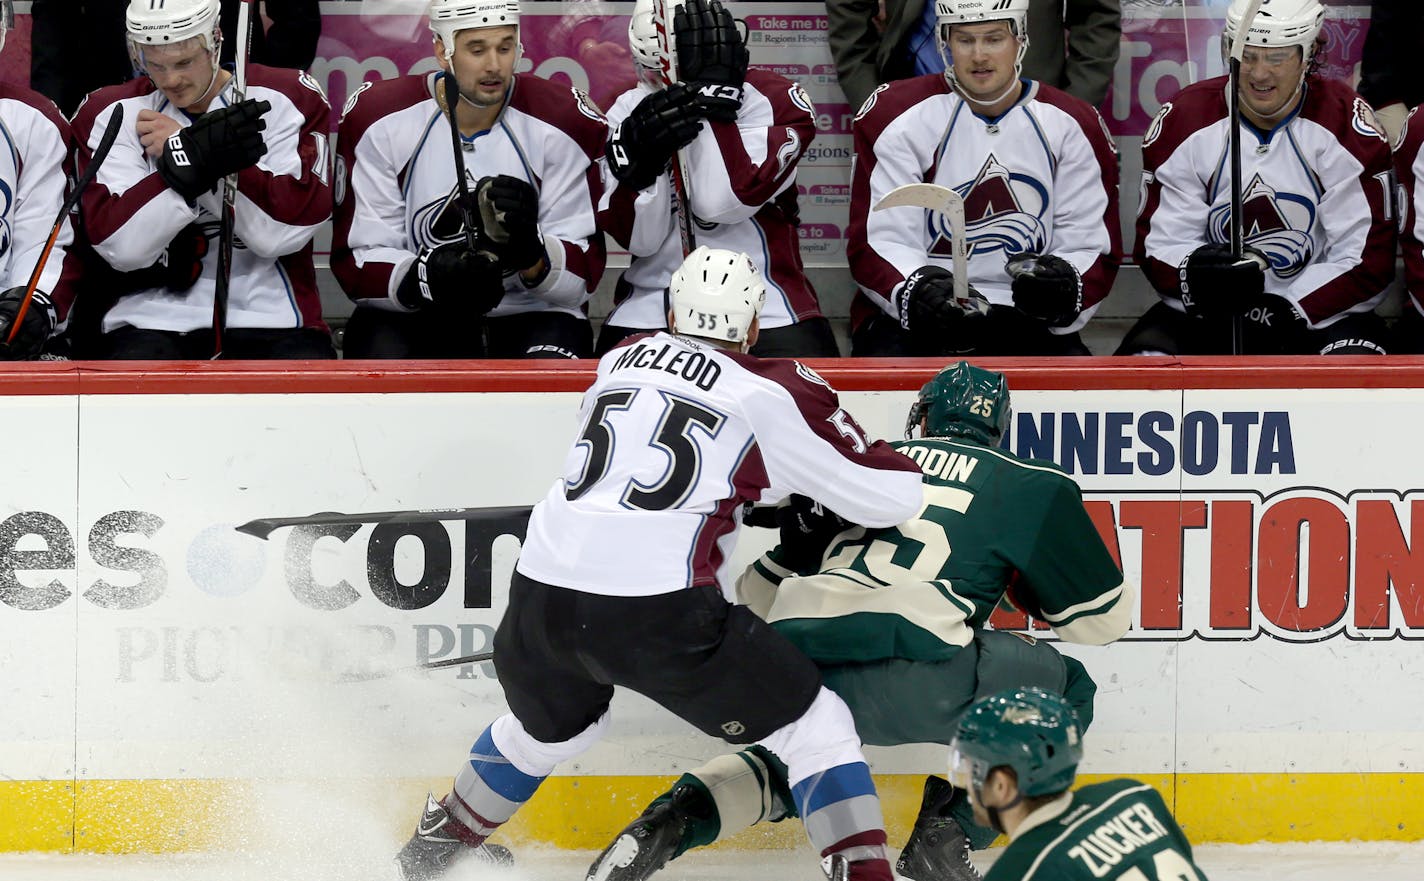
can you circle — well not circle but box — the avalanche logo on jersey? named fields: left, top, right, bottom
left=1207, top=174, right=1314, bottom=279
left=0, top=177, right=12, bottom=262
left=927, top=154, right=1049, bottom=260
left=412, top=179, right=478, bottom=249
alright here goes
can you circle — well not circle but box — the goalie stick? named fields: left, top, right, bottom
left=1226, top=0, right=1264, bottom=355
left=6, top=104, right=125, bottom=347
left=212, top=0, right=254, bottom=359
left=234, top=504, right=533, bottom=540
left=652, top=0, right=696, bottom=256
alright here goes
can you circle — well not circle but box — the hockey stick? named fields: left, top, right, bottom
left=212, top=0, right=253, bottom=359
left=874, top=183, right=969, bottom=303
left=1226, top=0, right=1263, bottom=356
left=338, top=649, right=497, bottom=682
left=234, top=504, right=533, bottom=540
left=441, top=71, right=479, bottom=253
left=6, top=105, right=125, bottom=346
left=652, top=0, right=696, bottom=256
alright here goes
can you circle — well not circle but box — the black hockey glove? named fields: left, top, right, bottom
left=396, top=242, right=505, bottom=315
left=0, top=287, right=57, bottom=361
left=898, top=265, right=991, bottom=355
left=1179, top=243, right=1267, bottom=319
left=155, top=99, right=271, bottom=202
left=474, top=174, right=547, bottom=277
left=674, top=0, right=749, bottom=123
left=606, top=82, right=703, bottom=192
left=1007, top=253, right=1083, bottom=328
left=122, top=223, right=210, bottom=295
left=773, top=494, right=852, bottom=574
left=1240, top=292, right=1307, bottom=348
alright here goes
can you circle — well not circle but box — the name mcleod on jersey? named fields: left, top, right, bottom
left=609, top=338, right=724, bottom=390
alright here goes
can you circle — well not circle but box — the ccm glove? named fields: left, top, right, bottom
left=1007, top=253, right=1083, bottom=328
left=1179, top=243, right=1266, bottom=318
left=773, top=494, right=852, bottom=574
left=606, top=82, right=703, bottom=191
left=0, top=287, right=57, bottom=361
left=898, top=265, right=991, bottom=354
left=155, top=98, right=271, bottom=201
left=474, top=175, right=547, bottom=277
left=396, top=242, right=505, bottom=315
left=674, top=0, right=748, bottom=122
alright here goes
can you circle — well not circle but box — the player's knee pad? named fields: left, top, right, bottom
left=756, top=687, right=864, bottom=789
left=490, top=709, right=609, bottom=776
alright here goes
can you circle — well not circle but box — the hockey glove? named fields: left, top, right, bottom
left=897, top=265, right=991, bottom=355
left=1179, top=244, right=1267, bottom=319
left=0, top=287, right=57, bottom=361
left=1007, top=253, right=1083, bottom=328
left=773, top=494, right=852, bottom=574
left=396, top=242, right=505, bottom=315
left=155, top=99, right=271, bottom=202
left=474, top=174, right=547, bottom=277
left=606, top=83, right=703, bottom=192
left=674, top=0, right=749, bottom=123
left=1240, top=293, right=1307, bottom=350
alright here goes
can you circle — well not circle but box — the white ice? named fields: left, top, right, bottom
left=5, top=842, right=1424, bottom=880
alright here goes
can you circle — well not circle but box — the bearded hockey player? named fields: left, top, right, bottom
left=847, top=0, right=1121, bottom=357
left=332, top=0, right=607, bottom=358
left=0, top=0, right=81, bottom=360
left=73, top=0, right=335, bottom=359
left=1120, top=0, right=1394, bottom=356
left=585, top=361, right=1135, bottom=881
left=951, top=688, right=1209, bottom=880
left=596, top=0, right=836, bottom=357
left=390, top=246, right=923, bottom=881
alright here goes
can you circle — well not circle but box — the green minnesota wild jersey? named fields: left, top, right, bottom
left=741, top=437, right=1132, bottom=664
left=987, top=779, right=1208, bottom=881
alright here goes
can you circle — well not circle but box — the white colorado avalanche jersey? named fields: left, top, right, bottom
left=74, top=66, right=332, bottom=334
left=0, top=83, right=79, bottom=320
left=1396, top=107, right=1424, bottom=318
left=848, top=76, right=1121, bottom=336
left=599, top=70, right=821, bottom=330
left=1137, top=75, right=1395, bottom=327
left=517, top=333, right=924, bottom=598
left=332, top=72, right=606, bottom=318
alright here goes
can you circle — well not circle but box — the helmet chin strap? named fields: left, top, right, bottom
left=975, top=782, right=1024, bottom=836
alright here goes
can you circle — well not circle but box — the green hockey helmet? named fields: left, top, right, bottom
left=905, top=361, right=1010, bottom=444
left=948, top=687, right=1083, bottom=799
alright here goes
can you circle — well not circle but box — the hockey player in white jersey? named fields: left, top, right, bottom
left=847, top=0, right=1121, bottom=357
left=392, top=247, right=923, bottom=881
left=332, top=0, right=607, bottom=359
left=1120, top=0, right=1394, bottom=356
left=73, top=0, right=335, bottom=359
left=1393, top=107, right=1424, bottom=352
left=0, top=0, right=82, bottom=360
left=597, top=0, right=838, bottom=358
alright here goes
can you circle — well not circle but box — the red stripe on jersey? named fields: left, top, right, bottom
left=690, top=444, right=770, bottom=587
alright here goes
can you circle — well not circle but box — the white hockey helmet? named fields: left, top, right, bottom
left=1223, top=0, right=1325, bottom=62
left=0, top=0, right=13, bottom=54
left=935, top=0, right=1030, bottom=34
left=630, top=0, right=663, bottom=85
left=668, top=247, right=766, bottom=347
left=429, top=0, right=520, bottom=62
left=126, top=0, right=222, bottom=78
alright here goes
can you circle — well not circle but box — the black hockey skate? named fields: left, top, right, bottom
left=585, top=784, right=698, bottom=881
left=395, top=793, right=514, bottom=881
left=895, top=775, right=982, bottom=881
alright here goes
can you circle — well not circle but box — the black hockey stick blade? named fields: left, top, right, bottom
left=7, top=104, right=124, bottom=344
left=234, top=504, right=533, bottom=540
left=336, top=649, right=495, bottom=683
